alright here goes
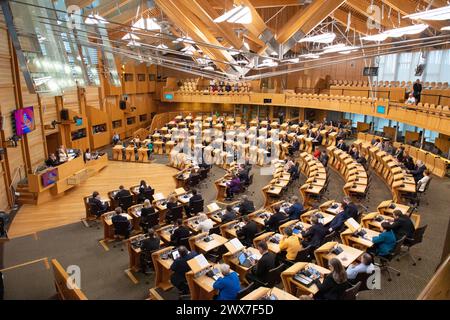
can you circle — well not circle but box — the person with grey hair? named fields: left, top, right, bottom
left=212, top=264, right=241, bottom=300
left=346, top=253, right=375, bottom=280
left=197, top=213, right=214, bottom=233
left=408, top=159, right=427, bottom=182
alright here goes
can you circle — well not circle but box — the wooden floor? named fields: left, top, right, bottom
left=8, top=161, right=178, bottom=239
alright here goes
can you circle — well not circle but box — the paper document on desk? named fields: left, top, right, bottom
left=229, top=238, right=244, bottom=251
left=195, top=254, right=210, bottom=269
left=345, top=218, right=361, bottom=233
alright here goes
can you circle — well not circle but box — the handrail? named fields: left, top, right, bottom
left=8, top=165, right=25, bottom=208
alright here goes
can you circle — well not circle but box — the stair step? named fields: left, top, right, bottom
left=18, top=198, right=37, bottom=205
left=18, top=193, right=35, bottom=199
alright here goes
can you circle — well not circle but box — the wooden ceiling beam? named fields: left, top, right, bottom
left=154, top=0, right=232, bottom=72
left=333, top=8, right=376, bottom=35
left=347, top=0, right=408, bottom=30
left=275, top=0, right=346, bottom=52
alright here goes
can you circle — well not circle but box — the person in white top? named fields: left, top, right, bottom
left=197, top=213, right=214, bottom=233
left=346, top=253, right=375, bottom=280
left=417, top=169, right=431, bottom=192
left=406, top=93, right=416, bottom=105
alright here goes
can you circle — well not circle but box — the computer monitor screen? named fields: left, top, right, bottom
left=41, top=168, right=58, bottom=187
left=238, top=252, right=246, bottom=265
left=171, top=250, right=180, bottom=260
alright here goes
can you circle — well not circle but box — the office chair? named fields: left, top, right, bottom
left=263, top=263, right=286, bottom=288
left=209, top=225, right=221, bottom=235
left=293, top=245, right=314, bottom=263
left=397, top=225, right=427, bottom=266
left=322, top=230, right=338, bottom=244
left=140, top=212, right=159, bottom=233
left=187, top=175, right=201, bottom=189
left=118, top=195, right=134, bottom=211
left=112, top=220, right=131, bottom=250
left=189, top=199, right=204, bottom=215
left=88, top=202, right=105, bottom=229
left=166, top=205, right=184, bottom=224
left=176, top=236, right=191, bottom=250
left=140, top=249, right=156, bottom=275
left=236, top=282, right=257, bottom=299
left=342, top=281, right=361, bottom=300
left=142, top=189, right=155, bottom=203
left=353, top=270, right=375, bottom=292
left=375, top=236, right=406, bottom=281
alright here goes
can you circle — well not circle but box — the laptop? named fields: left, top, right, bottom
left=238, top=252, right=252, bottom=268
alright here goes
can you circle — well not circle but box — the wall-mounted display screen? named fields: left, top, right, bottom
left=164, top=93, right=174, bottom=100
left=376, top=105, right=386, bottom=114
left=14, top=106, right=35, bottom=136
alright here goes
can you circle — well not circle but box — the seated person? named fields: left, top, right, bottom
left=301, top=215, right=327, bottom=249
left=319, top=150, right=329, bottom=167
left=289, top=140, right=300, bottom=155
left=225, top=174, right=241, bottom=200
left=279, top=226, right=302, bottom=261
left=346, top=253, right=375, bottom=281
left=165, top=195, right=180, bottom=223
left=373, top=138, right=382, bottom=148
left=45, top=153, right=59, bottom=167
left=236, top=215, right=258, bottom=246
left=170, top=219, right=191, bottom=246
left=57, top=145, right=69, bottom=163
left=349, top=147, right=359, bottom=160
left=197, top=213, right=214, bottom=233
left=114, top=185, right=131, bottom=200
left=238, top=195, right=255, bottom=215
left=213, top=264, right=241, bottom=300
left=265, top=204, right=288, bottom=232
left=382, top=210, right=415, bottom=241
left=88, top=191, right=108, bottom=217
left=356, top=154, right=367, bottom=166
left=394, top=146, right=405, bottom=162
left=313, top=146, right=321, bottom=159
left=111, top=207, right=132, bottom=238
left=408, top=160, right=427, bottom=182
left=314, top=258, right=350, bottom=300
left=402, top=154, right=415, bottom=171
left=245, top=241, right=276, bottom=285
left=184, top=189, right=202, bottom=218
left=336, top=139, right=349, bottom=152
left=284, top=159, right=295, bottom=171
left=237, top=166, right=250, bottom=184
left=141, top=228, right=160, bottom=252
left=138, top=180, right=152, bottom=195
left=406, top=93, right=416, bottom=105
left=170, top=246, right=197, bottom=294
left=313, top=133, right=323, bottom=146
left=285, top=196, right=304, bottom=220
left=221, top=205, right=238, bottom=224
left=417, top=169, right=431, bottom=193
left=370, top=222, right=397, bottom=257
left=84, top=148, right=91, bottom=162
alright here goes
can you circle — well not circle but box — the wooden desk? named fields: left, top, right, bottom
left=340, top=228, right=380, bottom=251
left=281, top=262, right=331, bottom=296
left=248, top=210, right=273, bottom=228
left=137, top=147, right=149, bottom=162
left=124, top=146, right=134, bottom=161
left=241, top=287, right=299, bottom=300
left=113, top=145, right=124, bottom=160
left=152, top=247, right=175, bottom=290
left=156, top=224, right=177, bottom=244
left=127, top=234, right=164, bottom=272
left=190, top=233, right=228, bottom=254
left=223, top=247, right=261, bottom=282
left=253, top=232, right=280, bottom=254
left=314, top=241, right=364, bottom=268
left=377, top=200, right=411, bottom=217
left=361, top=212, right=392, bottom=232
left=301, top=210, right=334, bottom=226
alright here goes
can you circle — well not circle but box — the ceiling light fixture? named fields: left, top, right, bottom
left=299, top=32, right=336, bottom=44
left=85, top=13, right=108, bottom=25
left=122, top=33, right=140, bottom=40
left=322, top=43, right=359, bottom=54
left=127, top=40, right=142, bottom=47
left=441, top=26, right=450, bottom=31
left=132, top=17, right=161, bottom=31
left=361, top=24, right=429, bottom=41
left=404, top=5, right=450, bottom=21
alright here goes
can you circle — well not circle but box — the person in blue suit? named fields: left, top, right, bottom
left=285, top=196, right=304, bottom=220
left=213, top=264, right=241, bottom=300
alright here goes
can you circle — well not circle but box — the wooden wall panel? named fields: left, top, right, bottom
left=85, top=86, right=100, bottom=109
left=62, top=89, right=80, bottom=113
left=0, top=163, right=9, bottom=211
left=39, top=95, right=58, bottom=135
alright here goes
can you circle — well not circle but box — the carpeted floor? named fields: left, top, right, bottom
left=1, top=147, right=449, bottom=300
